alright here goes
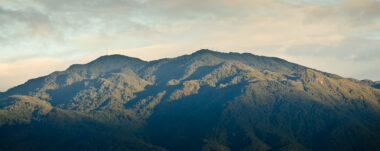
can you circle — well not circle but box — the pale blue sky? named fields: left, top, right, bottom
left=0, top=0, right=379, bottom=91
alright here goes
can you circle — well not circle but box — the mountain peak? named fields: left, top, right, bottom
left=191, top=49, right=220, bottom=55
left=65, top=54, right=147, bottom=76
left=91, top=54, right=145, bottom=63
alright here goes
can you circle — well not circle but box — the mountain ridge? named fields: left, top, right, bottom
left=2, top=49, right=379, bottom=94
left=0, top=49, right=350, bottom=93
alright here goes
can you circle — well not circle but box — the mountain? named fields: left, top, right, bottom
left=0, top=49, right=379, bottom=151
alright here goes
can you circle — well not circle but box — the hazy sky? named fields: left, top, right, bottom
left=0, top=0, right=379, bottom=92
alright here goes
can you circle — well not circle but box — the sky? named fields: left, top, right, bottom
left=0, top=0, right=379, bottom=92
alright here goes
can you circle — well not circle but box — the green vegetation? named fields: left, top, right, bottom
left=0, top=49, right=379, bottom=151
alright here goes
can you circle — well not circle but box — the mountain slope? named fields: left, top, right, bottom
left=0, top=49, right=379, bottom=151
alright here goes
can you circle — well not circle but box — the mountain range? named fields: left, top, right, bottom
left=0, top=49, right=379, bottom=151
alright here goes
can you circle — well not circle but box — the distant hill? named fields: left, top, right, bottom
left=0, top=49, right=379, bottom=151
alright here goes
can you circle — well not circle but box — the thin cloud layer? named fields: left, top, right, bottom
left=0, top=0, right=379, bottom=91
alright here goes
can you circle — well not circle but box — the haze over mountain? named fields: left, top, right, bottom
left=0, top=49, right=379, bottom=151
